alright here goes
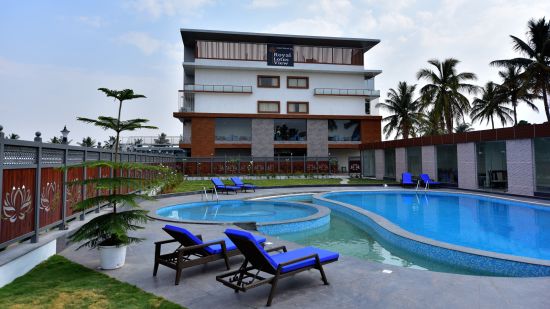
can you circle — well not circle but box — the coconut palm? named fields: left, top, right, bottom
left=497, top=65, right=539, bottom=126
left=8, top=133, right=19, bottom=140
left=49, top=136, right=62, bottom=144
left=491, top=18, right=550, bottom=122
left=154, top=132, right=170, bottom=145
left=454, top=123, right=474, bottom=133
left=416, top=112, right=444, bottom=137
left=376, top=81, right=423, bottom=139
left=417, top=58, right=479, bottom=134
left=470, top=82, right=513, bottom=129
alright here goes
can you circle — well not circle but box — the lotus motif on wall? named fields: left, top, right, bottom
left=40, top=181, right=60, bottom=212
left=2, top=185, right=32, bottom=223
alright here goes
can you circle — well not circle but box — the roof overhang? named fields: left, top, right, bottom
left=180, top=28, right=380, bottom=51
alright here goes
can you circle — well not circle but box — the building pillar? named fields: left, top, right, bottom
left=395, top=147, right=407, bottom=180
left=506, top=139, right=534, bottom=196
left=457, top=142, right=477, bottom=190
left=251, top=119, right=274, bottom=157
left=306, top=120, right=328, bottom=157
left=375, top=149, right=384, bottom=179
left=421, top=145, right=436, bottom=177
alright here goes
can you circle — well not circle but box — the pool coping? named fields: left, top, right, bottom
left=147, top=199, right=331, bottom=228
left=313, top=189, right=550, bottom=268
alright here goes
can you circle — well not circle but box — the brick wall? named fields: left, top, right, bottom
left=307, top=120, right=328, bottom=157
left=506, top=139, right=535, bottom=195
left=191, top=118, right=215, bottom=157
left=457, top=142, right=477, bottom=190
left=251, top=119, right=274, bottom=157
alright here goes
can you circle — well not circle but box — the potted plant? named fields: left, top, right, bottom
left=67, top=88, right=172, bottom=269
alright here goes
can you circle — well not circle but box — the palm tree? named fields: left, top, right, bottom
left=8, top=133, right=19, bottom=140
left=376, top=81, right=423, bottom=139
left=417, top=58, right=479, bottom=134
left=78, top=88, right=154, bottom=162
left=416, top=112, right=444, bottom=137
left=470, top=82, right=513, bottom=129
left=49, top=136, right=62, bottom=144
left=455, top=122, right=474, bottom=133
left=78, top=136, right=97, bottom=147
left=154, top=133, right=170, bottom=145
left=491, top=18, right=550, bottom=122
left=497, top=65, right=538, bottom=125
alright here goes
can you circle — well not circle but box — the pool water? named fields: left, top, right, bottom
left=156, top=200, right=317, bottom=223
left=323, top=191, right=550, bottom=260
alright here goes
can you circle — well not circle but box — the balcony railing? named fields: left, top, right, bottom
left=183, top=84, right=253, bottom=93
left=178, top=90, right=195, bottom=112
left=314, top=88, right=380, bottom=97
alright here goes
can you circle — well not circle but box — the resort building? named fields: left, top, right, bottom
left=174, top=29, right=382, bottom=170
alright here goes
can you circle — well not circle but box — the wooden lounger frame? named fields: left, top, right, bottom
left=215, top=245, right=335, bottom=307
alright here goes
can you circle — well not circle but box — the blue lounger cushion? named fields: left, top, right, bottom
left=225, top=228, right=278, bottom=267
left=211, top=178, right=240, bottom=190
left=420, top=174, right=440, bottom=185
left=164, top=225, right=266, bottom=254
left=402, top=172, right=414, bottom=184
left=231, top=177, right=257, bottom=188
left=270, top=247, right=339, bottom=273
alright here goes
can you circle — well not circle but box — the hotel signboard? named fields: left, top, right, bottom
left=267, top=44, right=294, bottom=66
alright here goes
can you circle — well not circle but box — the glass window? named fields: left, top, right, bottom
left=257, top=101, right=280, bottom=113
left=477, top=141, right=507, bottom=190
left=365, top=99, right=371, bottom=115
left=436, top=144, right=458, bottom=184
left=287, top=76, right=308, bottom=89
left=328, top=120, right=360, bottom=141
left=406, top=147, right=422, bottom=176
left=274, top=119, right=307, bottom=141
left=215, top=118, right=251, bottom=142
left=535, top=137, right=550, bottom=193
left=287, top=102, right=308, bottom=114
left=257, top=75, right=280, bottom=88
left=362, top=149, right=375, bottom=177
left=384, top=148, right=396, bottom=179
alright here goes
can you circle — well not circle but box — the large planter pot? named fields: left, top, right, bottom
left=99, top=245, right=127, bottom=270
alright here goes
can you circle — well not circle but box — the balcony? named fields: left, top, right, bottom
left=314, top=88, right=380, bottom=97
left=178, top=90, right=195, bottom=112
left=182, top=84, right=253, bottom=94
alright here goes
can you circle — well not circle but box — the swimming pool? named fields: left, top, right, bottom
left=321, top=191, right=550, bottom=261
left=155, top=200, right=319, bottom=223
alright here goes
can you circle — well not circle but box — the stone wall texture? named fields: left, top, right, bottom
left=506, top=139, right=534, bottom=196
left=307, top=120, right=329, bottom=157
left=375, top=149, right=385, bottom=179
left=251, top=119, right=274, bottom=157
left=457, top=142, right=477, bottom=190
left=421, top=145, right=436, bottom=177
left=395, top=147, right=407, bottom=181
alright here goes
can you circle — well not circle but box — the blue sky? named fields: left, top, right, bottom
left=1, top=0, right=549, bottom=142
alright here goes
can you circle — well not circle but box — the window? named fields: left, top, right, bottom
left=287, top=76, right=309, bottom=89
left=365, top=99, right=371, bottom=115
left=328, top=120, right=360, bottom=141
left=436, top=144, right=458, bottom=184
left=215, top=118, right=251, bottom=141
left=362, top=149, right=375, bottom=177
left=274, top=119, right=307, bottom=141
left=287, top=102, right=309, bottom=114
left=257, top=101, right=280, bottom=113
left=406, top=147, right=422, bottom=176
left=257, top=75, right=280, bottom=88
left=476, top=141, right=507, bottom=190
left=534, top=138, right=550, bottom=193
left=384, top=148, right=396, bottom=179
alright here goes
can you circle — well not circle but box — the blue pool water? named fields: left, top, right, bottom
left=323, top=191, right=550, bottom=260
left=156, top=200, right=317, bottom=223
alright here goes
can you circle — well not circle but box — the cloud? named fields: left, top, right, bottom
left=124, top=0, right=214, bottom=19
left=119, top=32, right=163, bottom=55
left=248, top=0, right=282, bottom=9
left=76, top=16, right=105, bottom=28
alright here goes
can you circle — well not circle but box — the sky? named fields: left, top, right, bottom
left=1, top=0, right=549, bottom=143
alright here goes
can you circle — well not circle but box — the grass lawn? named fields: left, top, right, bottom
left=164, top=177, right=399, bottom=193
left=165, top=178, right=342, bottom=193
left=0, top=255, right=182, bottom=309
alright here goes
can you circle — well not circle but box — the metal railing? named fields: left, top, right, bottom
left=182, top=84, right=253, bottom=93
left=0, top=136, right=179, bottom=249
left=314, top=88, right=380, bottom=97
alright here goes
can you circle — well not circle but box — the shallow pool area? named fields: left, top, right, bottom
left=155, top=200, right=319, bottom=223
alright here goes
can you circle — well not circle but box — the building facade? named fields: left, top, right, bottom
left=174, top=29, right=382, bottom=170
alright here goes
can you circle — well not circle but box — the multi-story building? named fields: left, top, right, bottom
left=174, top=29, right=382, bottom=170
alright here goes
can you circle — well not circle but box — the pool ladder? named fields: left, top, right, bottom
left=415, top=180, right=429, bottom=191
left=201, top=186, right=219, bottom=202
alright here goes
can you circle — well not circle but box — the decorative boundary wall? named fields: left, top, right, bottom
left=0, top=137, right=178, bottom=249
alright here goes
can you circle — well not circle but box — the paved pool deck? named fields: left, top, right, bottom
left=61, top=187, right=550, bottom=309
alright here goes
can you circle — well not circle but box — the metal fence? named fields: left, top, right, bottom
left=0, top=136, right=178, bottom=249
left=181, top=156, right=340, bottom=176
